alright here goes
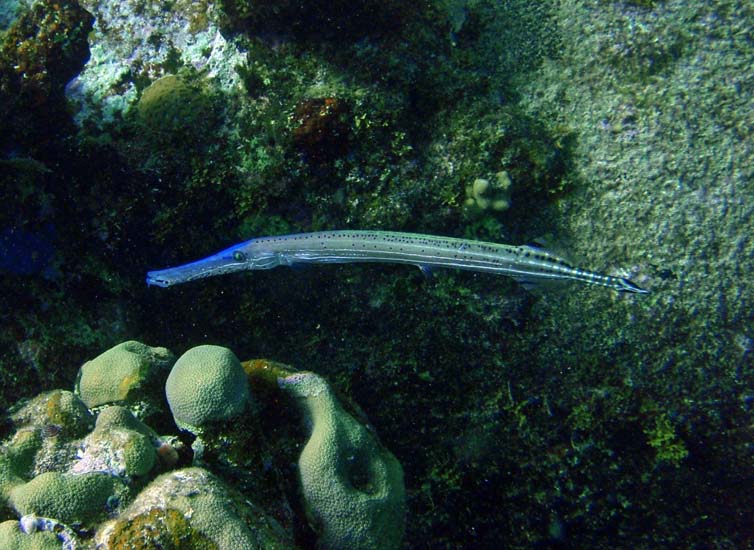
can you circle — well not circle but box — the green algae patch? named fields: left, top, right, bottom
left=645, top=413, right=688, bottom=466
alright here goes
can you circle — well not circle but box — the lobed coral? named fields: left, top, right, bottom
left=97, top=467, right=291, bottom=550
left=9, top=471, right=115, bottom=528
left=72, top=406, right=159, bottom=478
left=1, top=341, right=404, bottom=548
left=75, top=341, right=175, bottom=413
left=2, top=390, right=93, bottom=482
left=0, top=519, right=61, bottom=550
left=278, top=370, right=406, bottom=550
left=464, top=170, right=513, bottom=214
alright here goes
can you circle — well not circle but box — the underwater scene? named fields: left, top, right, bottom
left=1, top=0, right=753, bottom=548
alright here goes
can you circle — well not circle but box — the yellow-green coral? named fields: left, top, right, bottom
left=104, top=507, right=216, bottom=550
left=75, top=341, right=175, bottom=409
left=73, top=406, right=158, bottom=478
left=0, top=520, right=61, bottom=550
left=464, top=170, right=513, bottom=213
left=0, top=454, right=25, bottom=504
left=1, top=391, right=93, bottom=507
left=278, top=371, right=406, bottom=550
left=136, top=74, right=216, bottom=145
left=11, top=389, right=93, bottom=439
left=0, top=429, right=43, bottom=507
left=97, top=467, right=291, bottom=550
left=165, top=345, right=250, bottom=433
left=9, top=471, right=115, bottom=527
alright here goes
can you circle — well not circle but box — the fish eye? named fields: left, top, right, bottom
left=232, top=251, right=246, bottom=262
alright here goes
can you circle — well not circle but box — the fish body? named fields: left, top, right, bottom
left=146, top=230, right=648, bottom=294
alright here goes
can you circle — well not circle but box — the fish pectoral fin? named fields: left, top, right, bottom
left=417, top=264, right=434, bottom=279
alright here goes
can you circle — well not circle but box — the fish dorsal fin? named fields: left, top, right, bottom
left=525, top=234, right=576, bottom=265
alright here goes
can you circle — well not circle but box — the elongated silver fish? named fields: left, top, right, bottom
left=146, top=230, right=648, bottom=293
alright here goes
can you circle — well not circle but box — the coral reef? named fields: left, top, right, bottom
left=9, top=471, right=115, bottom=528
left=75, top=341, right=175, bottom=415
left=165, top=345, right=251, bottom=434
left=1, top=390, right=94, bottom=486
left=2, top=0, right=753, bottom=547
left=96, top=467, right=291, bottom=550
left=278, top=370, right=406, bottom=550
left=72, top=406, right=159, bottom=478
left=68, top=0, right=245, bottom=129
left=2, top=340, right=403, bottom=548
left=0, top=519, right=62, bottom=550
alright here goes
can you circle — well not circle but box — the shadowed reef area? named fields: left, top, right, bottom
left=1, top=0, right=753, bottom=547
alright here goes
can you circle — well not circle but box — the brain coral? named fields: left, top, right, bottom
left=165, top=345, right=250, bottom=433
left=0, top=519, right=61, bottom=550
left=9, top=471, right=115, bottom=528
left=75, top=341, right=175, bottom=410
left=277, top=371, right=406, bottom=550
left=136, top=74, right=216, bottom=146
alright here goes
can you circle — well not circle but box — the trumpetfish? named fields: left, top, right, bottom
left=146, top=230, right=649, bottom=294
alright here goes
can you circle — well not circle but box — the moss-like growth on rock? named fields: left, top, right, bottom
left=98, top=467, right=293, bottom=549
left=105, top=507, right=217, bottom=550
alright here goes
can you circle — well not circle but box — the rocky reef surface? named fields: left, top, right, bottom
left=0, top=341, right=405, bottom=549
left=2, top=0, right=754, bottom=547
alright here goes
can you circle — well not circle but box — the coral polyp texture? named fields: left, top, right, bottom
left=165, top=345, right=251, bottom=433
left=97, top=466, right=295, bottom=550
left=74, top=340, right=175, bottom=411
left=0, top=518, right=62, bottom=550
left=9, top=471, right=115, bottom=528
left=0, top=341, right=403, bottom=549
left=278, top=370, right=406, bottom=550
left=71, top=406, right=159, bottom=478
